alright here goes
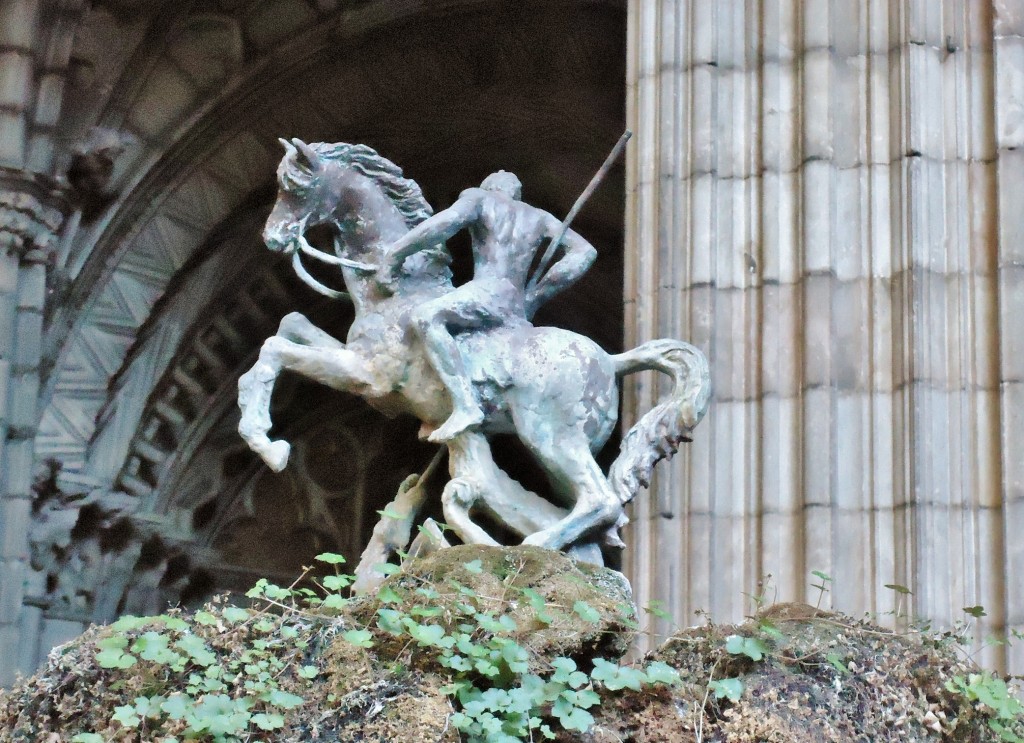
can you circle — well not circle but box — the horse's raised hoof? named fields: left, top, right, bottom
left=263, top=440, right=292, bottom=472
left=521, top=529, right=560, bottom=550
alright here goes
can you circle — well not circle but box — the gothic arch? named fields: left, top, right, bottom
left=24, top=0, right=627, bottom=646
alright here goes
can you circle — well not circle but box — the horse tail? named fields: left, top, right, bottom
left=608, top=339, right=711, bottom=505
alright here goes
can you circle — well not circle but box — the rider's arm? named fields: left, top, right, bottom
left=384, top=192, right=481, bottom=270
left=526, top=216, right=598, bottom=314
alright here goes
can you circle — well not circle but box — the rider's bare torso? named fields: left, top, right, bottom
left=461, top=186, right=554, bottom=291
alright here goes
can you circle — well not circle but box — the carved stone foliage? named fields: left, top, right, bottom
left=0, top=171, right=65, bottom=257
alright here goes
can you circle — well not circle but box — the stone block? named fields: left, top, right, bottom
left=967, top=161, right=998, bottom=271
left=0, top=624, right=22, bottom=687
left=759, top=283, right=800, bottom=398
left=0, top=557, right=26, bottom=624
left=0, top=358, right=8, bottom=424
left=0, top=497, right=31, bottom=559
left=867, top=54, right=894, bottom=164
left=995, top=0, right=1024, bottom=37
left=761, top=60, right=799, bottom=172
left=996, top=36, right=1024, bottom=149
left=33, top=72, right=65, bottom=128
left=0, top=437, right=35, bottom=495
left=998, top=149, right=1024, bottom=260
left=1002, top=381, right=1024, bottom=492
left=867, top=278, right=896, bottom=392
left=13, top=310, right=42, bottom=367
left=906, top=0, right=946, bottom=48
left=16, top=263, right=46, bottom=311
left=0, top=51, right=31, bottom=109
left=17, top=603, right=41, bottom=678
left=689, top=65, right=715, bottom=175
left=6, top=370, right=39, bottom=430
left=906, top=44, right=945, bottom=160
left=831, top=278, right=872, bottom=392
left=974, top=389, right=1004, bottom=508
left=802, top=273, right=833, bottom=387
left=999, top=266, right=1024, bottom=381
left=688, top=173, right=714, bottom=283
left=867, top=164, right=894, bottom=275
left=833, top=392, right=869, bottom=511
left=759, top=393, right=802, bottom=511
left=905, top=156, right=950, bottom=273
left=0, top=111, right=26, bottom=165
left=961, top=51, right=997, bottom=160
left=801, top=49, right=833, bottom=161
left=801, top=0, right=831, bottom=50
left=760, top=0, right=797, bottom=61
left=801, top=160, right=834, bottom=273
left=802, top=387, right=833, bottom=506
left=833, top=166, right=869, bottom=282
left=761, top=169, right=800, bottom=284
left=832, top=55, right=868, bottom=170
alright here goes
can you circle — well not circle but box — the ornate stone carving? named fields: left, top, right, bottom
left=0, top=169, right=65, bottom=258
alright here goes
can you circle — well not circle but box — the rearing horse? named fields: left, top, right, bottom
left=237, top=139, right=710, bottom=569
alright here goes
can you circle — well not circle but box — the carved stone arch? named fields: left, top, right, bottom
left=27, top=0, right=627, bottom=641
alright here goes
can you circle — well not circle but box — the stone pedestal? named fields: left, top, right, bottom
left=623, top=0, right=1023, bottom=672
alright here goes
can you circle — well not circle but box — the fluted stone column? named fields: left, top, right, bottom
left=624, top=0, right=1023, bottom=672
left=0, top=0, right=80, bottom=684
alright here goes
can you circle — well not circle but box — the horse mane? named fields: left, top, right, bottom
left=280, top=142, right=434, bottom=227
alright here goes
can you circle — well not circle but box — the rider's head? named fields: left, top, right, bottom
left=480, top=170, right=522, bottom=200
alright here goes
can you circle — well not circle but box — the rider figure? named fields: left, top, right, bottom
left=380, top=170, right=598, bottom=443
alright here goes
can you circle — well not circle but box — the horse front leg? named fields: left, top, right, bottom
left=238, top=316, right=372, bottom=472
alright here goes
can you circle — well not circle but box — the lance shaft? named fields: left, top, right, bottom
left=527, top=129, right=632, bottom=293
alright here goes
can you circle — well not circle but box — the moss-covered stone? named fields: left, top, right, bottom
left=1, top=550, right=1021, bottom=742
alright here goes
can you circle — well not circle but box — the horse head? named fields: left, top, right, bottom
left=265, top=139, right=448, bottom=301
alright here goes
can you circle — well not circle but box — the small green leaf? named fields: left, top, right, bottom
left=377, top=508, right=404, bottom=520
left=462, top=559, right=483, bottom=574
left=264, top=689, right=304, bottom=710
left=884, top=583, right=912, bottom=595
left=194, top=610, right=218, bottom=626
left=342, top=628, right=375, bottom=648
left=110, top=615, right=150, bottom=632
left=252, top=712, right=286, bottom=730
left=811, top=570, right=833, bottom=582
left=112, top=704, right=141, bottom=728
left=376, top=585, right=404, bottom=604
left=71, top=734, right=105, bottom=742
left=826, top=652, right=850, bottom=674
left=644, top=599, right=672, bottom=621
left=323, top=574, right=352, bottom=591
left=374, top=563, right=401, bottom=576
left=709, top=677, right=744, bottom=702
left=644, top=660, right=681, bottom=686
left=573, top=600, right=600, bottom=623
left=96, top=648, right=137, bottom=669
left=964, top=605, right=988, bottom=618
left=315, top=552, right=347, bottom=565
left=298, top=665, right=319, bottom=679
left=221, top=606, right=249, bottom=623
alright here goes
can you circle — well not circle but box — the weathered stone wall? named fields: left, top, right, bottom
left=623, top=0, right=1023, bottom=672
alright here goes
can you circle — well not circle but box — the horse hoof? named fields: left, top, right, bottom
left=264, top=440, right=291, bottom=472
left=522, top=530, right=558, bottom=550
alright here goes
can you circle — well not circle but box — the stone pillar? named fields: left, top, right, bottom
left=0, top=171, right=65, bottom=685
left=0, top=0, right=84, bottom=684
left=623, top=0, right=1022, bottom=672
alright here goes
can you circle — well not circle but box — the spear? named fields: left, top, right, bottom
left=526, top=129, right=632, bottom=294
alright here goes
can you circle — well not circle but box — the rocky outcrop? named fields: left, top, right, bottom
left=0, top=546, right=1020, bottom=742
